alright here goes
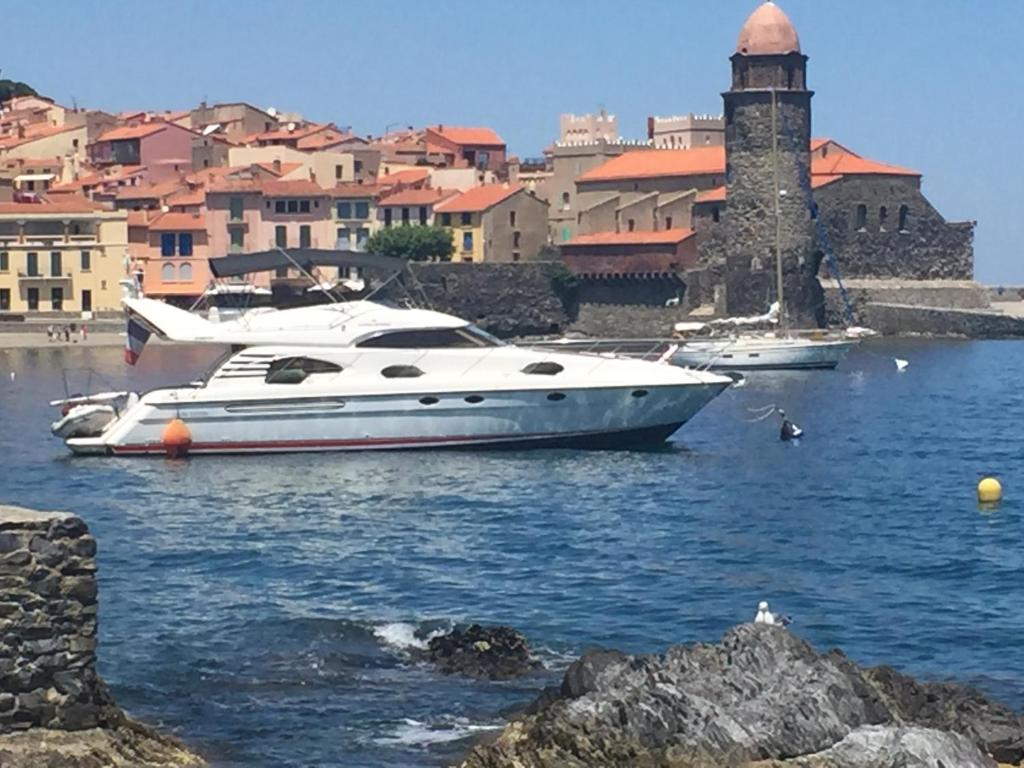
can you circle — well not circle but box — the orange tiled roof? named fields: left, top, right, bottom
left=260, top=179, right=330, bottom=197
left=695, top=186, right=726, bottom=203
left=0, top=196, right=105, bottom=215
left=0, top=123, right=81, bottom=149
left=95, top=122, right=169, bottom=142
left=296, top=131, right=350, bottom=150
left=434, top=184, right=521, bottom=213
left=812, top=174, right=843, bottom=189
left=331, top=183, right=384, bottom=199
left=148, top=212, right=207, bottom=231
left=255, top=161, right=303, bottom=177
left=378, top=168, right=430, bottom=186
left=427, top=125, right=505, bottom=147
left=378, top=187, right=457, bottom=207
left=566, top=228, right=696, bottom=246
left=812, top=153, right=919, bottom=177
left=579, top=147, right=725, bottom=183
left=166, top=187, right=206, bottom=207
left=115, top=178, right=187, bottom=200
left=126, top=210, right=151, bottom=226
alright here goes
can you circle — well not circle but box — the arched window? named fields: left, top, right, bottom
left=179, top=263, right=193, bottom=282
left=879, top=206, right=888, bottom=231
left=855, top=204, right=867, bottom=230
left=161, top=263, right=175, bottom=282
left=898, top=205, right=909, bottom=232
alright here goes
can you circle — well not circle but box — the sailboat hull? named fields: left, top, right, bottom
left=671, top=338, right=855, bottom=371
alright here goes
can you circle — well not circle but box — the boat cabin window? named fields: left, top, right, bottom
left=356, top=326, right=502, bottom=349
left=265, top=357, right=343, bottom=384
left=521, top=362, right=564, bottom=376
left=381, top=365, right=424, bottom=378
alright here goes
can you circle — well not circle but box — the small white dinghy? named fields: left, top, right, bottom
left=49, top=392, right=136, bottom=439
left=51, top=404, right=117, bottom=439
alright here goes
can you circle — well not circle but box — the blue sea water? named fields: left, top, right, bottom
left=0, top=339, right=1022, bottom=767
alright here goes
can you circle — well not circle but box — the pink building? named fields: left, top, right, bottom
left=129, top=210, right=211, bottom=304
left=88, top=120, right=195, bottom=183
left=206, top=177, right=334, bottom=258
left=424, top=126, right=507, bottom=173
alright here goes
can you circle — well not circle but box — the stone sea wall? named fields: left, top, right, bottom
left=0, top=507, right=114, bottom=732
left=866, top=303, right=1024, bottom=338
left=0, top=505, right=205, bottom=767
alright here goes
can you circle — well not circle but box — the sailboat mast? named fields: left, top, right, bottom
left=770, top=88, right=784, bottom=329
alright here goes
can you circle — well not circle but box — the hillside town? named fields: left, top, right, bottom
left=0, top=1, right=975, bottom=332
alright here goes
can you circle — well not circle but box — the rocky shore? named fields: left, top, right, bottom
left=460, top=624, right=1024, bottom=768
left=415, top=624, right=544, bottom=681
left=0, top=505, right=205, bottom=767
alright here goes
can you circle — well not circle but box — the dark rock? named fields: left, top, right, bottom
left=67, top=537, right=97, bottom=559
left=863, top=664, right=1024, bottom=763
left=60, top=576, right=98, bottom=605
left=461, top=625, right=1022, bottom=768
left=48, top=516, right=87, bottom=540
left=421, top=624, right=543, bottom=680
left=560, top=648, right=627, bottom=699
left=0, top=533, right=27, bottom=554
left=791, top=724, right=994, bottom=768
left=0, top=549, right=33, bottom=567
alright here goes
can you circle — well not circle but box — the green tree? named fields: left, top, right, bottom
left=0, top=71, right=38, bottom=104
left=366, top=225, right=454, bottom=262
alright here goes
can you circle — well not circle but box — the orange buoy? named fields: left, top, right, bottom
left=161, top=417, right=192, bottom=458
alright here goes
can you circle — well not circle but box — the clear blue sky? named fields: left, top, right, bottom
left=5, top=0, right=1020, bottom=282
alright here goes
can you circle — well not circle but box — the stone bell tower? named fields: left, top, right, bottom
left=722, top=1, right=821, bottom=324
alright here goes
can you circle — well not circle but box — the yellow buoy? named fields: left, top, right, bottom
left=977, top=477, right=1002, bottom=503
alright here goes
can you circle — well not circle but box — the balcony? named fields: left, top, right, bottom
left=18, top=272, right=73, bottom=283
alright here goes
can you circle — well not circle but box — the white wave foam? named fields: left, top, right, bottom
left=373, top=621, right=448, bottom=652
left=375, top=717, right=502, bottom=747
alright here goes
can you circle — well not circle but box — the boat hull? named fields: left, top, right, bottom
left=671, top=339, right=855, bottom=371
left=67, top=382, right=728, bottom=456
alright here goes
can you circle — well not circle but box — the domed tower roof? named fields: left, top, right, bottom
left=736, top=2, right=801, bottom=56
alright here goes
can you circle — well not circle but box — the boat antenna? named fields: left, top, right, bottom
left=771, top=87, right=785, bottom=332
left=274, top=246, right=345, bottom=305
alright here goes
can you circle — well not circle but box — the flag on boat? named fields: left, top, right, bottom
left=124, top=316, right=151, bottom=365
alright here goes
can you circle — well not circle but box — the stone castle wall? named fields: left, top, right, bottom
left=0, top=507, right=115, bottom=733
left=814, top=176, right=973, bottom=280
left=373, top=262, right=571, bottom=338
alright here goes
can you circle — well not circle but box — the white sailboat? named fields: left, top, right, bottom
left=671, top=88, right=857, bottom=371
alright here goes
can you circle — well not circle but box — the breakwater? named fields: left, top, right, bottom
left=0, top=505, right=204, bottom=767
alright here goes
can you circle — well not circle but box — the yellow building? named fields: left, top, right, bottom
left=0, top=199, right=127, bottom=313
left=434, top=184, right=549, bottom=263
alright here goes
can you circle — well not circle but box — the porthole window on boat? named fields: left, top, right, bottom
left=546, top=392, right=567, bottom=402
left=419, top=396, right=439, bottom=405
left=265, top=357, right=342, bottom=384
left=381, top=365, right=424, bottom=378
left=464, top=394, right=485, bottom=404
left=631, top=389, right=649, bottom=398
left=521, top=361, right=564, bottom=375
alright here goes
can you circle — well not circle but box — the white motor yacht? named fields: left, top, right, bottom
left=54, top=298, right=734, bottom=456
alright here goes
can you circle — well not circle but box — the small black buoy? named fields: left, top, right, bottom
left=779, top=410, right=803, bottom=441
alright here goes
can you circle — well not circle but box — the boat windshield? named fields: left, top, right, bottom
left=356, top=325, right=503, bottom=349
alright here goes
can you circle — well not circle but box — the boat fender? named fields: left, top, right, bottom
left=162, top=418, right=192, bottom=459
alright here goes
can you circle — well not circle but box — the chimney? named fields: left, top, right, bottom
left=272, top=158, right=281, bottom=173
left=309, top=169, right=317, bottom=183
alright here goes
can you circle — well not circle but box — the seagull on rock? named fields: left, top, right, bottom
left=754, top=601, right=792, bottom=627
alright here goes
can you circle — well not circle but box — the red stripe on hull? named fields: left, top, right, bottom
left=108, top=424, right=684, bottom=455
